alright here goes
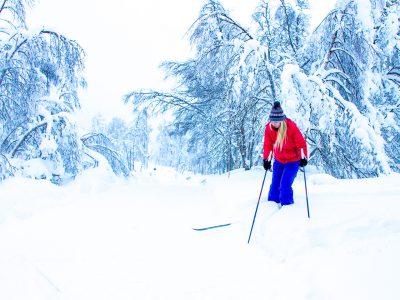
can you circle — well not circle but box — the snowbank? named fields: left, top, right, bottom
left=0, top=166, right=399, bottom=299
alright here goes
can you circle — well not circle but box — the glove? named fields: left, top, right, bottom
left=300, top=158, right=308, bottom=167
left=263, top=159, right=271, bottom=171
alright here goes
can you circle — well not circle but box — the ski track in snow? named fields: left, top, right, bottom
left=0, top=167, right=399, bottom=299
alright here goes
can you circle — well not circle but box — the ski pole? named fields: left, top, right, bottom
left=247, top=170, right=268, bottom=244
left=302, top=166, right=310, bottom=219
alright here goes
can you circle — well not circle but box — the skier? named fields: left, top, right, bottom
left=263, top=101, right=308, bottom=207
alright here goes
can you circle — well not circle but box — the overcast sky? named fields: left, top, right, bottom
left=27, top=0, right=335, bottom=125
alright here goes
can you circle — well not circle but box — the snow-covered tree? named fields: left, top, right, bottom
left=0, top=0, right=86, bottom=182
left=126, top=0, right=275, bottom=173
left=370, top=0, right=400, bottom=172
left=281, top=0, right=397, bottom=177
left=125, top=0, right=399, bottom=178
left=83, top=109, right=150, bottom=176
left=151, top=120, right=191, bottom=173
left=106, top=110, right=150, bottom=172
left=273, top=0, right=311, bottom=62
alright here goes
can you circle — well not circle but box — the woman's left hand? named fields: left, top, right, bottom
left=300, top=158, right=308, bottom=167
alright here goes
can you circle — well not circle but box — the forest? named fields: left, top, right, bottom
left=1, top=0, right=399, bottom=182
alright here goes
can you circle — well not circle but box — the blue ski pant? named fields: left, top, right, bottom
left=268, top=160, right=300, bottom=206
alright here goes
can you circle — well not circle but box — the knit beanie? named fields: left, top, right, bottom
left=269, top=101, right=286, bottom=122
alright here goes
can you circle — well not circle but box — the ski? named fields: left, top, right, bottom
left=192, top=223, right=232, bottom=231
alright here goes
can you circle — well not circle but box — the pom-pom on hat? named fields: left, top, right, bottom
left=269, top=101, right=286, bottom=122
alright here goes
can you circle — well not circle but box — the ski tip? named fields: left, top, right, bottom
left=192, top=223, right=232, bottom=231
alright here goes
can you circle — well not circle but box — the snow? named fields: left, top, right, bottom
left=11, top=158, right=59, bottom=181
left=1, top=166, right=399, bottom=299
left=40, top=137, right=58, bottom=156
left=383, top=9, right=400, bottom=53
left=354, top=0, right=374, bottom=41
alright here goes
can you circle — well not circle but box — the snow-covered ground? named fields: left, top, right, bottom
left=0, top=166, right=399, bottom=299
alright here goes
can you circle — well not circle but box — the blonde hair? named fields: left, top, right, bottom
left=271, top=120, right=287, bottom=151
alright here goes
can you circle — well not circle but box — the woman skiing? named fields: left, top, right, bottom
left=263, top=101, right=308, bottom=207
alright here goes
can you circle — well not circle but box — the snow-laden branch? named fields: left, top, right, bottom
left=11, top=121, right=47, bottom=158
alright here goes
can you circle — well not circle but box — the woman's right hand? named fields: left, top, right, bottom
left=263, top=159, right=271, bottom=171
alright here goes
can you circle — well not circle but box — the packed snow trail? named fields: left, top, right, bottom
left=0, top=166, right=399, bottom=299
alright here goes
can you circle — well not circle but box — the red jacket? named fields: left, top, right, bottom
left=263, top=118, right=308, bottom=163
